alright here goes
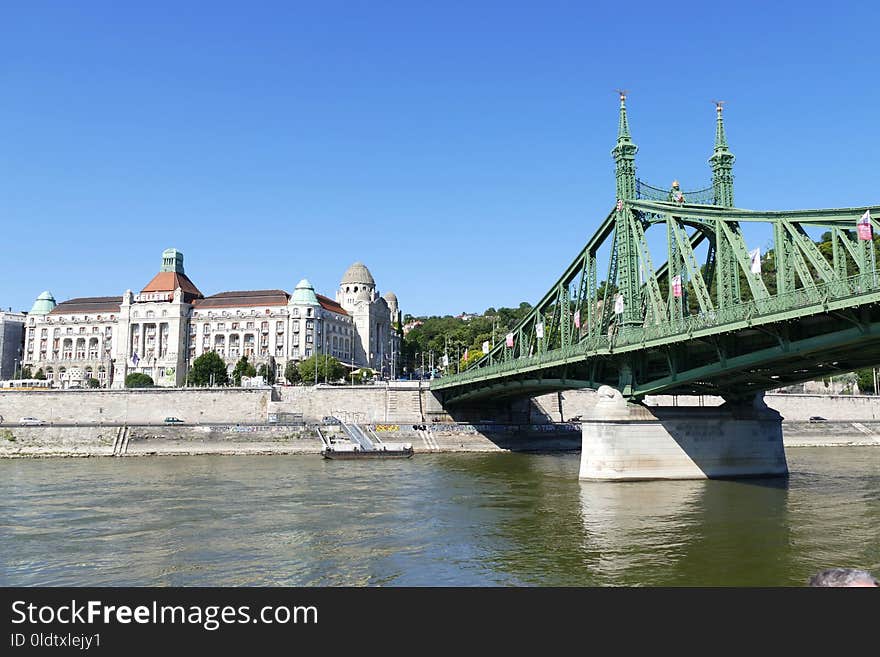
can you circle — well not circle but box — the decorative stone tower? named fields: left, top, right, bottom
left=336, top=262, right=390, bottom=371
left=112, top=248, right=201, bottom=388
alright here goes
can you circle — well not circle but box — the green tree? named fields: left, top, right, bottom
left=187, top=351, right=229, bottom=387
left=256, top=358, right=277, bottom=385
left=459, top=349, right=485, bottom=371
left=12, top=365, right=32, bottom=379
left=125, top=372, right=154, bottom=388
left=33, top=368, right=46, bottom=380
left=299, top=354, right=347, bottom=385
left=284, top=360, right=301, bottom=385
left=86, top=377, right=100, bottom=388
left=856, top=368, right=877, bottom=394
left=232, top=355, right=257, bottom=386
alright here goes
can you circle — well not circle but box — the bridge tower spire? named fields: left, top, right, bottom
left=709, top=101, right=735, bottom=207
left=612, top=91, right=638, bottom=202
left=611, top=91, right=641, bottom=334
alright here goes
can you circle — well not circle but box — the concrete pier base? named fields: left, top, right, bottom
left=579, top=386, right=788, bottom=481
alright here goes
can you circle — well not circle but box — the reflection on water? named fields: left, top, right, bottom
left=1, top=448, right=878, bottom=586
left=578, top=480, right=705, bottom=586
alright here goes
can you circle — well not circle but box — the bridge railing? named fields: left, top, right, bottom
left=636, top=179, right=717, bottom=206
left=434, top=271, right=880, bottom=388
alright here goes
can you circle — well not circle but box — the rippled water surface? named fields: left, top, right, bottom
left=1, top=448, right=878, bottom=586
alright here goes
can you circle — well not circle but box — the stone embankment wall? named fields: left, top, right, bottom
left=3, top=386, right=880, bottom=426
left=0, top=388, right=270, bottom=425
left=647, top=393, right=880, bottom=422
left=2, top=386, right=880, bottom=458
left=0, top=424, right=322, bottom=458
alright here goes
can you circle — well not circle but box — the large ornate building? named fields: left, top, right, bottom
left=22, top=249, right=401, bottom=388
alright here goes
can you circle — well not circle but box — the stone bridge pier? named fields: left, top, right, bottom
left=579, top=386, right=788, bottom=481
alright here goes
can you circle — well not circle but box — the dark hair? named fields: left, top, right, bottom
left=808, top=568, right=879, bottom=587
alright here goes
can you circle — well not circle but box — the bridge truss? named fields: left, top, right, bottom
left=433, top=98, right=880, bottom=404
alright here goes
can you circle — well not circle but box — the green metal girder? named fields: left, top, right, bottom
left=632, top=319, right=880, bottom=397
left=630, top=213, right=667, bottom=323
left=782, top=220, right=836, bottom=283
left=434, top=274, right=880, bottom=394
left=717, top=220, right=770, bottom=300
left=669, top=216, right=714, bottom=313
left=630, top=200, right=880, bottom=227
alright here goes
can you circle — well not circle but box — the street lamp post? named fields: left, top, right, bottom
left=314, top=316, right=319, bottom=387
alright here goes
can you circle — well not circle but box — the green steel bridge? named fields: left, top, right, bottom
left=433, top=96, right=880, bottom=406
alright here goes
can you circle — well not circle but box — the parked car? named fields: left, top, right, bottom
left=164, top=417, right=185, bottom=424
left=20, top=417, right=45, bottom=426
left=809, top=416, right=828, bottom=423
left=321, top=416, right=341, bottom=425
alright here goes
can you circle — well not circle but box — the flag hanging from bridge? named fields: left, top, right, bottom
left=671, top=275, right=683, bottom=298
left=535, top=322, right=544, bottom=339
left=505, top=333, right=514, bottom=348
left=573, top=310, right=581, bottom=328
left=614, top=294, right=624, bottom=315
left=463, top=348, right=468, bottom=361
left=858, top=210, right=873, bottom=241
left=442, top=355, right=449, bottom=367
left=482, top=341, right=490, bottom=354
left=749, top=247, right=762, bottom=274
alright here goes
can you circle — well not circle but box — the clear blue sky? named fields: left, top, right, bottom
left=3, top=1, right=879, bottom=317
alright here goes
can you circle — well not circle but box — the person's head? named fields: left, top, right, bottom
left=808, top=568, right=879, bottom=587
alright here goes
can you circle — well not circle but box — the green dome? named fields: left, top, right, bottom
left=30, top=291, right=56, bottom=315
left=291, top=279, right=319, bottom=305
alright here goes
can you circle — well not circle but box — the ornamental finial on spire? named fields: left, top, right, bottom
left=612, top=89, right=637, bottom=201
left=616, top=89, right=631, bottom=140
left=712, top=99, right=728, bottom=150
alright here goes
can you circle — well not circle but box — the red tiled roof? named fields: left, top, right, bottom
left=141, top=272, right=203, bottom=300
left=50, top=296, right=123, bottom=314
left=317, top=294, right=347, bottom=316
left=193, top=289, right=289, bottom=309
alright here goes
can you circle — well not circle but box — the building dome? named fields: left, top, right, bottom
left=382, top=291, right=399, bottom=317
left=291, top=279, right=319, bottom=305
left=30, top=291, right=56, bottom=315
left=341, top=262, right=375, bottom=286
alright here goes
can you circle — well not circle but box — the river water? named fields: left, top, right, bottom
left=1, top=448, right=878, bottom=586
